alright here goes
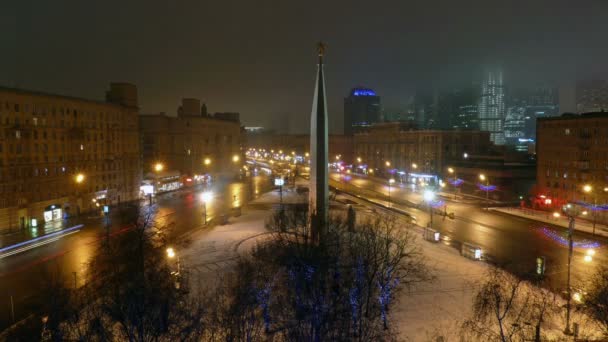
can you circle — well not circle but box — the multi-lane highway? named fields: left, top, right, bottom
left=0, top=175, right=272, bottom=331
left=329, top=171, right=605, bottom=290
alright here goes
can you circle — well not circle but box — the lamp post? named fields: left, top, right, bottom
left=479, top=174, right=489, bottom=209
left=151, top=163, right=164, bottom=206
left=424, top=190, right=436, bottom=228
left=561, top=203, right=576, bottom=335
left=388, top=178, right=395, bottom=208
left=583, top=184, right=601, bottom=236
left=448, top=167, right=456, bottom=199
left=74, top=173, right=85, bottom=215
left=201, top=191, right=213, bottom=225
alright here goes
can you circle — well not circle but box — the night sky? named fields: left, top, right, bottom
left=2, top=0, right=607, bottom=133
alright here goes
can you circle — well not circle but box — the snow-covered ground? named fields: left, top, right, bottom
left=178, top=187, right=603, bottom=340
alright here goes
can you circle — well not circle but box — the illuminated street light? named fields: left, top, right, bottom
left=166, top=247, right=176, bottom=259
left=584, top=255, right=593, bottom=263
left=204, top=158, right=212, bottom=166
left=587, top=249, right=596, bottom=257
left=75, top=173, right=85, bottom=184
left=583, top=184, right=592, bottom=193
left=424, top=190, right=435, bottom=202
left=154, top=163, right=164, bottom=172
left=424, top=190, right=436, bottom=228
left=305, top=152, right=310, bottom=157
left=388, top=178, right=395, bottom=207
left=232, top=154, right=240, bottom=163
left=448, top=167, right=454, bottom=174
left=582, top=210, right=588, bottom=216
left=385, top=161, right=391, bottom=167
left=201, top=191, right=213, bottom=225
left=479, top=174, right=486, bottom=181
left=412, top=163, right=418, bottom=169
left=357, top=157, right=362, bottom=163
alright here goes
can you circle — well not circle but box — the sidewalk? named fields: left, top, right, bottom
left=491, top=206, right=608, bottom=238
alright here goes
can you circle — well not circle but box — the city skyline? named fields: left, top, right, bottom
left=3, top=0, right=608, bottom=134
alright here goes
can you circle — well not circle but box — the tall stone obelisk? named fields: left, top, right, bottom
left=309, top=42, right=329, bottom=241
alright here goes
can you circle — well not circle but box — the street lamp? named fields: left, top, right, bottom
left=75, top=173, right=85, bottom=184
left=480, top=174, right=489, bottom=209
left=583, top=184, right=598, bottom=235
left=154, top=163, right=164, bottom=172
left=388, top=178, right=395, bottom=207
left=424, top=190, right=436, bottom=228
left=357, top=157, right=362, bottom=163
left=201, top=191, right=213, bottom=225
left=166, top=247, right=181, bottom=276
left=385, top=161, right=391, bottom=167
left=561, top=203, right=581, bottom=335
left=448, top=167, right=457, bottom=199
left=204, top=158, right=212, bottom=166
left=232, top=154, right=240, bottom=163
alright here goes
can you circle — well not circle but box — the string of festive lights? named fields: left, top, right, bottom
left=448, top=178, right=464, bottom=186
left=431, top=200, right=445, bottom=208
left=477, top=183, right=497, bottom=192
left=539, top=227, right=601, bottom=248
left=573, top=201, right=608, bottom=211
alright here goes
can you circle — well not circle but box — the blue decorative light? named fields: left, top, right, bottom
left=449, top=178, right=464, bottom=186
left=352, top=89, right=377, bottom=96
left=539, top=227, right=601, bottom=248
left=574, top=201, right=608, bottom=211
left=431, top=200, right=445, bottom=209
left=478, top=183, right=497, bottom=192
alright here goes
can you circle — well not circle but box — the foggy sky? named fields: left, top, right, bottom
left=2, top=0, right=607, bottom=134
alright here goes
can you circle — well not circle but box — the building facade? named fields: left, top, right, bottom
left=139, top=98, right=243, bottom=178
left=536, top=112, right=608, bottom=217
left=246, top=133, right=353, bottom=163
left=343, top=87, right=381, bottom=135
left=478, top=69, right=506, bottom=145
left=0, top=83, right=140, bottom=232
left=576, top=80, right=608, bottom=113
left=353, top=122, right=492, bottom=177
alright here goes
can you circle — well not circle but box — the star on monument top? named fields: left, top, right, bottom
left=317, top=42, right=326, bottom=57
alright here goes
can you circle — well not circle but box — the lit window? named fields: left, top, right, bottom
left=80, top=144, right=84, bottom=151
left=565, top=128, right=570, bottom=135
left=15, top=130, right=21, bottom=139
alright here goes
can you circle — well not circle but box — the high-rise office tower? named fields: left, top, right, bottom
left=438, top=86, right=479, bottom=130
left=343, top=87, right=381, bottom=135
left=478, top=69, right=506, bottom=145
left=523, top=84, right=559, bottom=140
left=414, top=88, right=437, bottom=129
left=576, top=80, right=608, bottom=113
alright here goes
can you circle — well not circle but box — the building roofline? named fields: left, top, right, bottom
left=538, top=112, right=608, bottom=122
left=0, top=85, right=127, bottom=107
left=139, top=112, right=240, bottom=124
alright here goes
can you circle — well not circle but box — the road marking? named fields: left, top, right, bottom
left=0, top=224, right=84, bottom=254
left=0, top=230, right=80, bottom=259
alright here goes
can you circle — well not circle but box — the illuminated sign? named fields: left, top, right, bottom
left=274, top=178, right=285, bottom=186
left=352, top=89, right=376, bottom=96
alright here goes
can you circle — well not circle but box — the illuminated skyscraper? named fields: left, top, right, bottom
left=343, top=87, right=381, bottom=135
left=478, top=69, right=506, bottom=145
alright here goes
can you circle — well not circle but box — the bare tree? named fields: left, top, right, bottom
left=583, top=264, right=608, bottom=337
left=217, top=204, right=431, bottom=341
left=462, top=266, right=559, bottom=342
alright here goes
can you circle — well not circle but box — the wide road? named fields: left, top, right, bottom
left=0, top=174, right=272, bottom=331
left=330, top=171, right=606, bottom=291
